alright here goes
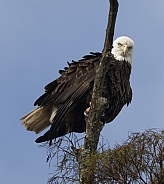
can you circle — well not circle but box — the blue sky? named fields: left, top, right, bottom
left=0, top=1, right=164, bottom=183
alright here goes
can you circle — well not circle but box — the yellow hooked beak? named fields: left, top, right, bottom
left=122, top=44, right=128, bottom=56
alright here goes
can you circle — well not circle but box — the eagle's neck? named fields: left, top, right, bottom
left=111, top=49, right=133, bottom=66
left=112, top=54, right=132, bottom=66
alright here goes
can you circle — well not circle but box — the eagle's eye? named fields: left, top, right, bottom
left=128, top=46, right=132, bottom=49
left=118, top=43, right=122, bottom=47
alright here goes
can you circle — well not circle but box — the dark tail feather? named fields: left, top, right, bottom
left=35, top=126, right=68, bottom=144
left=35, top=131, right=50, bottom=143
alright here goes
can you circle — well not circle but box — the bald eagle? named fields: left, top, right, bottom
left=21, top=36, right=134, bottom=143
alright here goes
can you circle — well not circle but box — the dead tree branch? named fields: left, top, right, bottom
left=78, top=0, right=119, bottom=183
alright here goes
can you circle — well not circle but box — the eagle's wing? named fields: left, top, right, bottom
left=34, top=52, right=101, bottom=106
left=35, top=52, right=101, bottom=142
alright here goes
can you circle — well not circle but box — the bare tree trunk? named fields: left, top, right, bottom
left=78, top=0, right=119, bottom=183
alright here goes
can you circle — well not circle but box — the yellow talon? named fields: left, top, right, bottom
left=85, top=107, right=90, bottom=113
left=84, top=102, right=91, bottom=116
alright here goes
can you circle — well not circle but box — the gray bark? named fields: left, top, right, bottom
left=78, top=0, right=119, bottom=183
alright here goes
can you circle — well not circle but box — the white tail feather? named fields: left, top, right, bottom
left=21, top=106, right=53, bottom=134
left=49, top=106, right=58, bottom=123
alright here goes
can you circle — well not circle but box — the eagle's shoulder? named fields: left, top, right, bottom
left=45, top=52, right=101, bottom=90
left=34, top=52, right=101, bottom=106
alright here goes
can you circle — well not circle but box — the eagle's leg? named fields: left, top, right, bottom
left=84, top=102, right=91, bottom=116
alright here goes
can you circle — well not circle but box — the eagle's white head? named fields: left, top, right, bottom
left=112, top=36, right=134, bottom=65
